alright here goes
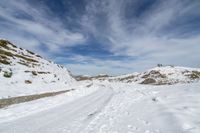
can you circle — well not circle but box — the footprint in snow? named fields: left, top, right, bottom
left=143, top=120, right=150, bottom=125
left=127, top=125, right=138, bottom=130
left=144, top=130, right=151, bottom=133
left=125, top=111, right=130, bottom=116
left=182, top=123, right=196, bottom=131
left=152, top=97, right=159, bottom=102
left=137, top=118, right=150, bottom=126
left=61, top=128, right=70, bottom=133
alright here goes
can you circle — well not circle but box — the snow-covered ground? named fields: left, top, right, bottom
left=0, top=40, right=75, bottom=98
left=0, top=81, right=200, bottom=133
left=1, top=40, right=200, bottom=133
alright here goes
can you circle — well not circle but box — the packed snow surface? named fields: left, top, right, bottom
left=0, top=81, right=200, bottom=133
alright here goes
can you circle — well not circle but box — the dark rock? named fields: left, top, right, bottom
left=141, top=78, right=156, bottom=84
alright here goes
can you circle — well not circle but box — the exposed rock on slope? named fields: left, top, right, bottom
left=76, top=66, right=200, bottom=85
left=109, top=66, right=200, bottom=85
left=75, top=74, right=110, bottom=81
left=0, top=39, right=75, bottom=98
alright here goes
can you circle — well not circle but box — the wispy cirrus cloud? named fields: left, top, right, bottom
left=0, top=0, right=86, bottom=56
left=82, top=0, right=200, bottom=56
left=0, top=0, right=200, bottom=75
left=74, top=0, right=200, bottom=75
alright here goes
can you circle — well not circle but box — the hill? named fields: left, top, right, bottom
left=0, top=39, right=75, bottom=98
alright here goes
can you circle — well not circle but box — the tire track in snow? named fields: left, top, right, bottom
left=0, top=85, right=114, bottom=133
left=82, top=85, right=145, bottom=133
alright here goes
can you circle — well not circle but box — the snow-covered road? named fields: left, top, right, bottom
left=0, top=82, right=200, bottom=133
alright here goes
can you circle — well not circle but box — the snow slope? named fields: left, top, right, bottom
left=75, top=66, right=200, bottom=85
left=0, top=81, right=200, bottom=133
left=106, top=66, right=200, bottom=85
left=0, top=40, right=75, bottom=98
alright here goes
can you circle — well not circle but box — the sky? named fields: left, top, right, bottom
left=0, top=0, right=200, bottom=76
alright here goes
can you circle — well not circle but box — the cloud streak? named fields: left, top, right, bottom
left=76, top=0, right=200, bottom=74
left=0, top=0, right=200, bottom=75
left=0, top=0, right=86, bottom=55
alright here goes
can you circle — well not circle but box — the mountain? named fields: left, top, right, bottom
left=77, top=66, right=200, bottom=85
left=0, top=39, right=75, bottom=98
left=108, top=66, right=200, bottom=85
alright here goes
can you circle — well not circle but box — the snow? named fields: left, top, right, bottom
left=0, top=42, right=75, bottom=98
left=0, top=81, right=100, bottom=123
left=147, top=66, right=200, bottom=81
left=1, top=41, right=200, bottom=132
left=0, top=81, right=200, bottom=133
left=107, top=66, right=200, bottom=84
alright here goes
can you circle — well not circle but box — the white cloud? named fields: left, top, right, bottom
left=0, top=0, right=86, bottom=53
left=0, top=0, right=199, bottom=75
left=77, top=0, right=200, bottom=75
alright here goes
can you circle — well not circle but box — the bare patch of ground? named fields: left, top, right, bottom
left=0, top=89, right=74, bottom=108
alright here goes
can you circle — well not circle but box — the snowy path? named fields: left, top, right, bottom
left=0, top=85, right=114, bottom=133
left=0, top=83, right=200, bottom=133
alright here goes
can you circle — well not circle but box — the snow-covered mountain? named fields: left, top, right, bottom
left=0, top=39, right=75, bottom=98
left=77, top=66, right=200, bottom=85
left=108, top=66, right=200, bottom=85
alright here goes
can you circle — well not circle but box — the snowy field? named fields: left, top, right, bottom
left=0, top=81, right=200, bottom=133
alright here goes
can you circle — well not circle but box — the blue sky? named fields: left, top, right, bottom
left=0, top=0, right=200, bottom=75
